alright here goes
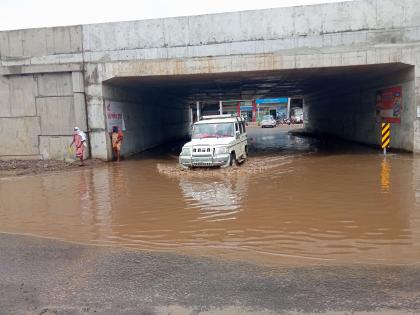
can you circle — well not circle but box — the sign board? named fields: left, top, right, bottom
left=376, top=86, right=402, bottom=123
left=106, top=101, right=126, bottom=131
left=256, top=98, right=288, bottom=105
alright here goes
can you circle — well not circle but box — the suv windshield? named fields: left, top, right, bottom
left=262, top=115, right=273, bottom=120
left=192, top=123, right=234, bottom=139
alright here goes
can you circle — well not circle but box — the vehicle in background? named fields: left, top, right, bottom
left=179, top=115, right=248, bottom=169
left=260, top=115, right=277, bottom=128
left=291, top=107, right=304, bottom=124
left=281, top=117, right=291, bottom=125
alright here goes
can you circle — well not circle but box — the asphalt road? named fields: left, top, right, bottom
left=1, top=234, right=420, bottom=315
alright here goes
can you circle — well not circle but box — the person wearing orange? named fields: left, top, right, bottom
left=111, top=126, right=124, bottom=162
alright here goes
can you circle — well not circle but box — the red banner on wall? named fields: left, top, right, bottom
left=106, top=101, right=126, bottom=131
left=376, top=86, right=402, bottom=124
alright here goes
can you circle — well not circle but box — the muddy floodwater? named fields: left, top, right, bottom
left=1, top=127, right=420, bottom=266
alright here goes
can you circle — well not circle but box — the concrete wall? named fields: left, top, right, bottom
left=0, top=26, right=82, bottom=59
left=305, top=67, right=416, bottom=150
left=81, top=0, right=420, bottom=63
left=103, top=85, right=190, bottom=158
left=0, top=71, right=87, bottom=160
left=0, top=25, right=86, bottom=160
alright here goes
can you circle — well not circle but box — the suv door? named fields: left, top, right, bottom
left=235, top=121, right=246, bottom=159
left=234, top=122, right=241, bottom=158
left=240, top=121, right=247, bottom=158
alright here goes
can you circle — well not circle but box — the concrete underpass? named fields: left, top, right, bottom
left=0, top=0, right=420, bottom=161
left=102, top=63, right=414, bottom=158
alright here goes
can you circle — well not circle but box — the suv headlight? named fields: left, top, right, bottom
left=214, top=146, right=229, bottom=155
left=181, top=147, right=191, bottom=156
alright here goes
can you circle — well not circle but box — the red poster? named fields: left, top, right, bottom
left=106, top=101, right=126, bottom=131
left=376, top=86, right=402, bottom=123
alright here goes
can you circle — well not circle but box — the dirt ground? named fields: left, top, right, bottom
left=0, top=159, right=106, bottom=178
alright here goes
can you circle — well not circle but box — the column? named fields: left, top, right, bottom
left=190, top=106, right=193, bottom=123
left=252, top=99, right=257, bottom=122
left=196, top=101, right=200, bottom=121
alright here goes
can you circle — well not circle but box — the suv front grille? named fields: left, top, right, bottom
left=193, top=147, right=212, bottom=153
left=192, top=147, right=213, bottom=157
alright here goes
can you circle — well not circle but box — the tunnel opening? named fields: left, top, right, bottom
left=102, top=63, right=415, bottom=160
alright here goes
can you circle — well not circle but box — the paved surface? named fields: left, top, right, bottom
left=1, top=234, right=420, bottom=314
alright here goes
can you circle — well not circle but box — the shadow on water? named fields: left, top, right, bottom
left=248, top=127, right=384, bottom=157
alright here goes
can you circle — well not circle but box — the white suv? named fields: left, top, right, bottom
left=179, top=115, right=248, bottom=168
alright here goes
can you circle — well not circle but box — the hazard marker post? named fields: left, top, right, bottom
left=381, top=122, right=391, bottom=155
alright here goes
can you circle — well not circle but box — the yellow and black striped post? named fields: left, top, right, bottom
left=381, top=122, right=391, bottom=155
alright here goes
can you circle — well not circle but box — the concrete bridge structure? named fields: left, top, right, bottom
left=1, top=0, right=420, bottom=160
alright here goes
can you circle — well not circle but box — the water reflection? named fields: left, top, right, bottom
left=1, top=129, right=420, bottom=266
left=179, top=173, right=249, bottom=222
left=381, top=158, right=391, bottom=193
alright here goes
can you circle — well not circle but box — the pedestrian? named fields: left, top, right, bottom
left=70, top=127, right=87, bottom=166
left=111, top=126, right=123, bottom=162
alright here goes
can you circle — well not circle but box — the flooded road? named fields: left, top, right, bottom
left=1, top=126, right=420, bottom=266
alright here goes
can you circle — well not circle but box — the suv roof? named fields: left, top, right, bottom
left=195, top=115, right=244, bottom=125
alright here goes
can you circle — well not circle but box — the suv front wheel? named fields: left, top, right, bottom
left=221, top=152, right=237, bottom=168
left=241, top=146, right=248, bottom=161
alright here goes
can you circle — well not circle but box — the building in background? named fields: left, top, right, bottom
left=255, top=98, right=288, bottom=121
left=195, top=98, right=304, bottom=123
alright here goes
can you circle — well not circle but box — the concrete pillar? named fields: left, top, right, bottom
left=190, top=106, right=193, bottom=124
left=219, top=100, right=223, bottom=115
left=287, top=98, right=291, bottom=118
left=196, top=101, right=200, bottom=121
left=414, top=76, right=420, bottom=152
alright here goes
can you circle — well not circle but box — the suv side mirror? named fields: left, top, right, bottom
left=236, top=131, right=240, bottom=139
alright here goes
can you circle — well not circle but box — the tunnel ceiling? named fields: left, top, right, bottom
left=105, top=63, right=412, bottom=104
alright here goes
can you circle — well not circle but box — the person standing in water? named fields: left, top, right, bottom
left=70, top=127, right=87, bottom=166
left=111, top=126, right=124, bottom=162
